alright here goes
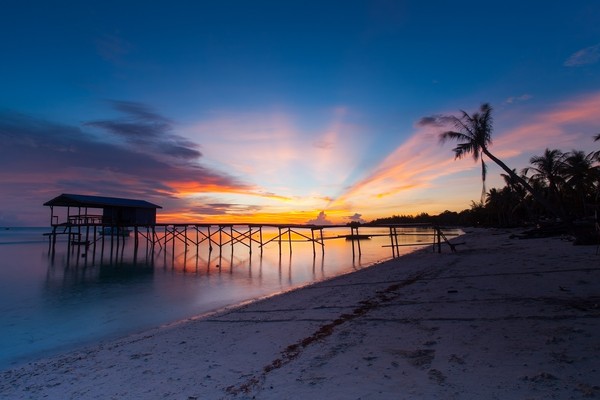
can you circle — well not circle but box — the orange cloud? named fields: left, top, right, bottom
left=330, top=127, right=469, bottom=209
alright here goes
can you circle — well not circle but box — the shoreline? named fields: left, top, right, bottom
left=2, top=228, right=599, bottom=399
left=1, top=226, right=423, bottom=371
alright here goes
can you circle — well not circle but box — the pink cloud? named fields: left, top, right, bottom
left=494, top=92, right=600, bottom=160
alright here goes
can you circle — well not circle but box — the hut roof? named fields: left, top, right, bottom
left=44, top=194, right=162, bottom=209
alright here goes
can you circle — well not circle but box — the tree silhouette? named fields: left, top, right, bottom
left=439, top=103, right=559, bottom=218
left=562, top=150, right=599, bottom=217
left=523, top=148, right=566, bottom=215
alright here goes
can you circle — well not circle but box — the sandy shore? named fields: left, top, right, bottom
left=1, top=228, right=599, bottom=399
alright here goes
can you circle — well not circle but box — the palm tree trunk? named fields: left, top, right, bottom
left=482, top=147, right=562, bottom=219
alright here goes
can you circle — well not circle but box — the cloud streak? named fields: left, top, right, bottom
left=564, top=43, right=600, bottom=67
left=505, top=94, right=533, bottom=104
left=86, top=101, right=202, bottom=160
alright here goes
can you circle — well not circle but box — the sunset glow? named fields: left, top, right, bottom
left=1, top=2, right=599, bottom=226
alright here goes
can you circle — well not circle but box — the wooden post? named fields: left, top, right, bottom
left=219, top=227, right=223, bottom=259
left=249, top=226, right=253, bottom=255
left=389, top=227, right=395, bottom=258
left=278, top=227, right=282, bottom=255
left=172, top=226, right=176, bottom=254
left=164, top=226, right=168, bottom=249
left=196, top=226, right=199, bottom=256
left=51, top=225, right=57, bottom=252
left=350, top=226, right=356, bottom=259
left=85, top=222, right=90, bottom=246
left=116, top=226, right=120, bottom=260
left=320, top=228, right=324, bottom=255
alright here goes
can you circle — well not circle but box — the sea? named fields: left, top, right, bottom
left=0, top=225, right=458, bottom=371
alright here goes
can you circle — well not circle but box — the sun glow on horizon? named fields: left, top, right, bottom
left=154, top=91, right=600, bottom=225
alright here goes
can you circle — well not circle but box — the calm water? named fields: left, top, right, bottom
left=0, top=225, right=452, bottom=370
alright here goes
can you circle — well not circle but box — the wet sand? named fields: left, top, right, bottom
left=1, top=228, right=599, bottom=399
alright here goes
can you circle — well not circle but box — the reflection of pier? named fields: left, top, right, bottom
left=43, top=193, right=460, bottom=266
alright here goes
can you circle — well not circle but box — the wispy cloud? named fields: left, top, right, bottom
left=328, top=124, right=467, bottom=215
left=184, top=108, right=365, bottom=202
left=416, top=115, right=454, bottom=128
left=493, top=92, right=600, bottom=159
left=564, top=43, right=600, bottom=67
left=505, top=94, right=533, bottom=104
left=86, top=101, right=202, bottom=160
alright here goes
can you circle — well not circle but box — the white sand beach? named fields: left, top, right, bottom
left=1, top=228, right=599, bottom=399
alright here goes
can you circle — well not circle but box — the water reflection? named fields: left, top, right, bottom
left=0, top=226, right=460, bottom=370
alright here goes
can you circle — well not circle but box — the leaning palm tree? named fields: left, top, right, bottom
left=439, top=103, right=559, bottom=218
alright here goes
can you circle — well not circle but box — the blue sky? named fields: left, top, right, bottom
left=1, top=1, right=600, bottom=226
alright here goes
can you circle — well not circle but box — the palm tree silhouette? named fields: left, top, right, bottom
left=439, top=103, right=559, bottom=218
left=523, top=148, right=566, bottom=217
left=562, top=150, right=599, bottom=217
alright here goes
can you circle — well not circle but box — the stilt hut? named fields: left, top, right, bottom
left=44, top=193, right=162, bottom=227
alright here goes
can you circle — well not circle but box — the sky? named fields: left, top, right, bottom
left=1, top=1, right=600, bottom=226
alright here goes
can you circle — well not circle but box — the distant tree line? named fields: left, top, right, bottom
left=370, top=210, right=469, bottom=226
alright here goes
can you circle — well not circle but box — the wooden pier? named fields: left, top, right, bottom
left=43, top=193, right=461, bottom=266
left=46, top=220, right=459, bottom=260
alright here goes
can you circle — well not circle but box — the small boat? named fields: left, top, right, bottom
left=99, top=227, right=132, bottom=237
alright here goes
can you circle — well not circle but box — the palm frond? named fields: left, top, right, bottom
left=439, top=130, right=469, bottom=144
left=453, top=142, right=478, bottom=160
left=453, top=116, right=475, bottom=139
